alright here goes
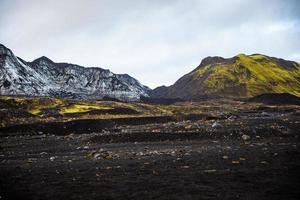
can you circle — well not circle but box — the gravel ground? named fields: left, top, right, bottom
left=1, top=107, right=300, bottom=200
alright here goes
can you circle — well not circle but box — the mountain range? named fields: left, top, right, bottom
left=0, top=44, right=150, bottom=101
left=1, top=43, right=300, bottom=101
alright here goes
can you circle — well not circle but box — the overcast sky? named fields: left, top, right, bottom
left=0, top=0, right=300, bottom=88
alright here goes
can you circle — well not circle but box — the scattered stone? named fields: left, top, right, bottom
left=227, top=115, right=237, bottom=121
left=222, top=155, right=229, bottom=159
left=28, top=158, right=37, bottom=163
left=204, top=169, right=217, bottom=173
left=89, top=150, right=115, bottom=160
left=64, top=133, right=75, bottom=140
left=87, top=150, right=97, bottom=158
left=92, top=153, right=100, bottom=159
left=181, top=166, right=190, bottom=169
left=212, top=122, right=223, bottom=129
left=152, top=170, right=159, bottom=175
left=50, top=156, right=56, bottom=161
left=242, top=134, right=250, bottom=141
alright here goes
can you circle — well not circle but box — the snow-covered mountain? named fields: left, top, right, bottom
left=0, top=44, right=150, bottom=101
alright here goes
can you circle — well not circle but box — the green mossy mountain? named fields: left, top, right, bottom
left=151, top=54, right=300, bottom=99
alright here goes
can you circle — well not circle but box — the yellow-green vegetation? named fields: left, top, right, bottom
left=0, top=96, right=239, bottom=128
left=60, top=104, right=111, bottom=114
left=0, top=96, right=181, bottom=127
left=192, top=54, right=300, bottom=97
left=1, top=95, right=298, bottom=129
left=26, top=98, right=64, bottom=115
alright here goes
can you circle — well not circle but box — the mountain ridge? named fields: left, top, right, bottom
left=2, top=43, right=300, bottom=101
left=0, top=43, right=150, bottom=101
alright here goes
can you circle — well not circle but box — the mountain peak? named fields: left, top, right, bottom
left=193, top=56, right=232, bottom=72
left=199, top=56, right=226, bottom=67
left=0, top=43, right=14, bottom=57
left=32, top=56, right=54, bottom=64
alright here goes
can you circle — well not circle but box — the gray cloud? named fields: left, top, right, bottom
left=1, top=0, right=300, bottom=88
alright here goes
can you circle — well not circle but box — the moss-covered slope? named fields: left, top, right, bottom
left=151, top=54, right=300, bottom=99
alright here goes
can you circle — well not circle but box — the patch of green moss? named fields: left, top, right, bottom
left=27, top=98, right=65, bottom=115
left=60, top=104, right=111, bottom=114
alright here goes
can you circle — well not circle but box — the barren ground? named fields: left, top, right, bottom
left=0, top=99, right=300, bottom=200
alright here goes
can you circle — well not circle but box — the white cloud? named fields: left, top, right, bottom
left=0, top=0, right=299, bottom=88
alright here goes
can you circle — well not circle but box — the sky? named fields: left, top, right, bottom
left=0, top=0, right=300, bottom=88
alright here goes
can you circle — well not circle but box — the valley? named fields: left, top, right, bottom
left=1, top=1, right=300, bottom=199
left=1, top=44, right=300, bottom=199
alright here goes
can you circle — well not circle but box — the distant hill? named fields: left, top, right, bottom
left=0, top=44, right=150, bottom=101
left=151, top=54, right=300, bottom=99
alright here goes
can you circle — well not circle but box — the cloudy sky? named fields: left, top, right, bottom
left=0, top=0, right=299, bottom=88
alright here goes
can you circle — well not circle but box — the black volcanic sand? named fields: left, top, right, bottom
left=1, top=107, right=300, bottom=199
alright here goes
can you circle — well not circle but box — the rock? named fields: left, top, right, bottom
left=203, top=169, right=217, bottom=173
left=222, top=155, right=229, bottom=159
left=181, top=166, right=190, bottom=169
left=64, top=133, right=75, bottom=140
left=91, top=150, right=115, bottom=160
left=93, top=153, right=102, bottom=159
left=27, top=158, right=37, bottom=163
left=50, top=156, right=56, bottom=161
left=87, top=150, right=97, bottom=158
left=212, top=122, right=223, bottom=129
left=152, top=170, right=159, bottom=175
left=105, top=155, right=113, bottom=160
left=227, top=115, right=237, bottom=121
left=241, top=134, right=250, bottom=141
left=260, top=161, right=268, bottom=164
left=261, top=112, right=270, bottom=117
